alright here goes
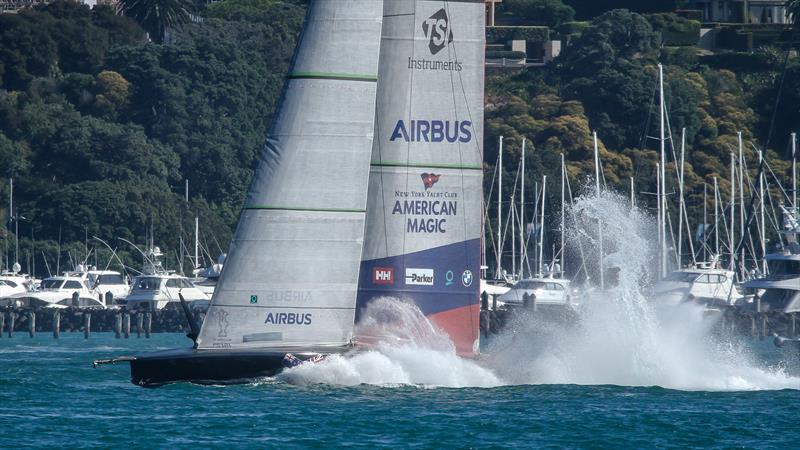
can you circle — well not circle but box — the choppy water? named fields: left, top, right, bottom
left=0, top=332, right=797, bottom=448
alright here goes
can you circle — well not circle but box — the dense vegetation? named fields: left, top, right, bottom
left=0, top=0, right=797, bottom=277
left=0, top=0, right=305, bottom=274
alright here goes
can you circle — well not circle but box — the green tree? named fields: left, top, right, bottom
left=503, top=0, right=575, bottom=28
left=118, top=0, right=195, bottom=44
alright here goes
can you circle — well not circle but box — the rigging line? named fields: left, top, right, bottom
left=400, top=0, right=419, bottom=272
left=444, top=0, right=472, bottom=267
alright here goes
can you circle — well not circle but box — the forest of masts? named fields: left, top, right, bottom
left=486, top=64, right=799, bottom=287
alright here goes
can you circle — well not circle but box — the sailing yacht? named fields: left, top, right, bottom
left=97, top=0, right=485, bottom=385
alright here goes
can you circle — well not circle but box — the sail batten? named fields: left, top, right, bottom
left=196, top=0, right=384, bottom=351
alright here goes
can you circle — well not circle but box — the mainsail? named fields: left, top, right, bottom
left=357, top=0, right=485, bottom=355
left=196, top=0, right=384, bottom=351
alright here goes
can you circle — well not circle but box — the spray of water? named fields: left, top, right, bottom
left=278, top=298, right=501, bottom=388
left=280, top=190, right=798, bottom=391
left=485, top=189, right=799, bottom=391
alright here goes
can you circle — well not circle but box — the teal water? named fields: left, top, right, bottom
left=1, top=333, right=798, bottom=448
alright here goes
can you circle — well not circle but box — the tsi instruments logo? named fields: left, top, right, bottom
left=408, top=9, right=463, bottom=72
left=423, top=8, right=453, bottom=55
left=372, top=267, right=394, bottom=285
left=405, top=268, right=434, bottom=286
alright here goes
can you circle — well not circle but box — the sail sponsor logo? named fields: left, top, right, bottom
left=421, top=173, right=441, bottom=190
left=390, top=120, right=472, bottom=143
left=372, top=267, right=394, bottom=285
left=405, top=268, right=434, bottom=286
left=392, top=199, right=457, bottom=233
left=423, top=8, right=453, bottom=55
left=263, top=290, right=312, bottom=303
left=408, top=9, right=463, bottom=71
left=264, top=312, right=312, bottom=326
left=462, top=270, right=474, bottom=287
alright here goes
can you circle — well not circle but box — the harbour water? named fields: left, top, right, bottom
left=1, top=333, right=798, bottom=448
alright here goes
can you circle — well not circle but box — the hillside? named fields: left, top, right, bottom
left=0, top=0, right=797, bottom=275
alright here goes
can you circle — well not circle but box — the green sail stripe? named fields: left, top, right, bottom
left=245, top=205, right=366, bottom=213
left=370, top=161, right=483, bottom=170
left=287, top=72, right=378, bottom=82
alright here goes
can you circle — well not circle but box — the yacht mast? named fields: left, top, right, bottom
left=594, top=131, right=604, bottom=290
left=561, top=153, right=566, bottom=278
left=630, top=177, right=635, bottom=208
left=677, top=128, right=686, bottom=268
left=520, top=137, right=526, bottom=279
left=730, top=152, right=736, bottom=271
left=758, top=150, right=766, bottom=274
left=792, top=132, right=797, bottom=214
left=714, top=176, right=719, bottom=259
left=8, top=177, right=12, bottom=269
left=659, top=63, right=667, bottom=278
left=703, top=183, right=707, bottom=262
left=195, top=216, right=199, bottom=271
left=539, top=176, right=546, bottom=277
left=738, top=132, right=745, bottom=277
left=511, top=191, right=516, bottom=278
left=496, top=136, right=503, bottom=279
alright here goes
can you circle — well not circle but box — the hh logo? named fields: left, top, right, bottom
left=421, top=173, right=440, bottom=190
left=422, top=9, right=453, bottom=55
left=372, top=267, right=394, bottom=285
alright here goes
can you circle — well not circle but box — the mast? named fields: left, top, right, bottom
left=194, top=216, right=199, bottom=271
left=539, top=176, right=546, bottom=276
left=630, top=177, right=635, bottom=208
left=496, top=136, right=503, bottom=279
left=703, top=183, right=707, bottom=263
left=8, top=177, right=13, bottom=269
left=594, top=131, right=604, bottom=290
left=738, top=132, right=745, bottom=277
left=759, top=150, right=766, bottom=274
left=677, top=128, right=686, bottom=268
left=793, top=132, right=797, bottom=214
left=730, top=152, right=736, bottom=271
left=511, top=192, right=516, bottom=279
left=714, top=176, right=719, bottom=259
left=561, top=153, right=566, bottom=278
left=519, top=137, right=526, bottom=279
left=659, top=63, right=667, bottom=278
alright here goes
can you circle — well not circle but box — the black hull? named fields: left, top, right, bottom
left=128, top=348, right=296, bottom=387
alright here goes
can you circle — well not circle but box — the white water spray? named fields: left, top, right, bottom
left=280, top=190, right=797, bottom=391
left=485, top=190, right=799, bottom=391
left=278, top=298, right=501, bottom=388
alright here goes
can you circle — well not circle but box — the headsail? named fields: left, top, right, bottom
left=197, top=0, right=384, bottom=351
left=357, top=0, right=485, bottom=355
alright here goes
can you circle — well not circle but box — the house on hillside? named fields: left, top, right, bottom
left=687, top=0, right=788, bottom=24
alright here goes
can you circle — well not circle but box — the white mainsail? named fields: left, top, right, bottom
left=357, top=0, right=486, bottom=355
left=196, top=0, right=384, bottom=351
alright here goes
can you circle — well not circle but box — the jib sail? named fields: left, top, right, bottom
left=357, top=0, right=485, bottom=355
left=196, top=0, right=384, bottom=350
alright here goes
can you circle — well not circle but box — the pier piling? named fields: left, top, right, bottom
left=145, top=313, right=151, bottom=338
left=8, top=312, right=14, bottom=338
left=792, top=313, right=797, bottom=338
left=123, top=313, right=130, bottom=339
left=0, top=312, right=5, bottom=338
left=53, top=311, right=60, bottom=339
left=84, top=313, right=91, bottom=339
left=136, top=313, right=143, bottom=338
left=28, top=311, right=35, bottom=338
left=114, top=313, right=121, bottom=339
left=761, top=314, right=767, bottom=340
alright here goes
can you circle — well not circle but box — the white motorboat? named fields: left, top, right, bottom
left=0, top=269, right=35, bottom=298
left=498, top=275, right=573, bottom=307
left=0, top=268, right=128, bottom=308
left=741, top=206, right=800, bottom=313
left=654, top=261, right=745, bottom=308
left=125, top=274, right=211, bottom=311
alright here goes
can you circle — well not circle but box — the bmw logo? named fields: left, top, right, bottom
left=461, top=270, right=473, bottom=287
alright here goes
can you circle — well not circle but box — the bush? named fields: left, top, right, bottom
left=716, top=27, right=752, bottom=51
left=503, top=0, right=575, bottom=28
left=661, top=46, right=698, bottom=68
left=487, top=26, right=550, bottom=45
left=699, top=52, right=774, bottom=71
left=485, top=50, right=528, bottom=60
left=646, top=13, right=700, bottom=46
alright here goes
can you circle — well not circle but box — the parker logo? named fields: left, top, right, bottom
left=423, top=9, right=453, bottom=56
left=405, top=268, right=434, bottom=286
left=372, top=267, right=394, bottom=285
left=421, top=173, right=441, bottom=190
